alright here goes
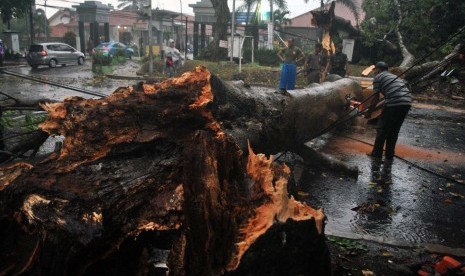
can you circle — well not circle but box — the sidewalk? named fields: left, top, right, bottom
left=1, top=58, right=28, bottom=69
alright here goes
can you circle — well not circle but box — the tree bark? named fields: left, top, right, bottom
left=210, top=76, right=364, bottom=154
left=209, top=0, right=230, bottom=61
left=393, top=0, right=415, bottom=68
left=0, top=98, right=56, bottom=163
left=389, top=42, right=465, bottom=90
left=0, top=67, right=365, bottom=275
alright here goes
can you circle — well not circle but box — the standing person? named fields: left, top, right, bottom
left=365, top=61, right=412, bottom=160
left=277, top=38, right=305, bottom=94
left=304, top=43, right=324, bottom=84
left=325, top=44, right=349, bottom=78
left=164, top=39, right=183, bottom=77
left=320, top=48, right=330, bottom=82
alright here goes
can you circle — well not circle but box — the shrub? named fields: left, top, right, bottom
left=115, top=48, right=126, bottom=57
left=244, top=48, right=280, bottom=66
left=130, top=44, right=139, bottom=56
left=92, top=52, right=112, bottom=65
left=63, top=31, right=77, bottom=48
left=92, top=52, right=113, bottom=73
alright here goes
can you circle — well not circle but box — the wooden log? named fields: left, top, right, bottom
left=0, top=98, right=56, bottom=163
left=0, top=67, right=363, bottom=275
left=209, top=75, right=364, bottom=154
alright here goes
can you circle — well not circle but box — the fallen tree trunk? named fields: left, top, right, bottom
left=209, top=76, right=364, bottom=154
left=0, top=97, right=56, bottom=163
left=0, top=67, right=363, bottom=275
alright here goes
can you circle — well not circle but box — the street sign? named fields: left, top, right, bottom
left=235, top=12, right=255, bottom=24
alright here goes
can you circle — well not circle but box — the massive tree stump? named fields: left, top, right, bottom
left=0, top=67, right=363, bottom=275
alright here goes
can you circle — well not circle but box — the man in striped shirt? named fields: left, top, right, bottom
left=366, top=61, right=412, bottom=160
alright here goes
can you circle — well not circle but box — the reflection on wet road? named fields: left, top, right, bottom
left=300, top=105, right=465, bottom=248
left=0, top=63, right=135, bottom=102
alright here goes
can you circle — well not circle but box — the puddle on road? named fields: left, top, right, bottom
left=330, top=136, right=465, bottom=164
left=299, top=134, right=465, bottom=248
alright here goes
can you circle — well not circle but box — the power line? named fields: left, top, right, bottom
left=274, top=25, right=465, bottom=162
left=274, top=28, right=318, bottom=42
left=0, top=69, right=107, bottom=98
left=338, top=134, right=465, bottom=186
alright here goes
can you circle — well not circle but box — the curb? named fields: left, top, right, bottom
left=327, top=231, right=465, bottom=257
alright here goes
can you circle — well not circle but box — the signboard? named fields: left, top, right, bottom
left=145, top=45, right=161, bottom=56
left=219, top=40, right=228, bottom=48
left=262, top=11, right=270, bottom=22
left=133, top=22, right=149, bottom=31
left=235, top=12, right=255, bottom=24
left=342, top=39, right=355, bottom=62
left=227, top=36, right=244, bottom=59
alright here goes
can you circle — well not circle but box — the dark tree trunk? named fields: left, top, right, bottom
left=210, top=0, right=230, bottom=61
left=0, top=67, right=365, bottom=275
left=0, top=98, right=55, bottom=163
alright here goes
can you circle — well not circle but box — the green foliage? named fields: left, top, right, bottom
left=92, top=52, right=113, bottom=74
left=92, top=52, right=112, bottom=66
left=327, top=235, right=368, bottom=252
left=33, top=8, right=49, bottom=38
left=273, top=9, right=291, bottom=30
left=0, top=0, right=33, bottom=27
left=0, top=111, right=47, bottom=132
left=243, top=47, right=280, bottom=66
left=91, top=48, right=127, bottom=74
left=360, top=0, right=397, bottom=48
left=360, top=0, right=465, bottom=64
left=130, top=44, right=139, bottom=56
left=115, top=48, right=126, bottom=58
left=63, top=31, right=77, bottom=48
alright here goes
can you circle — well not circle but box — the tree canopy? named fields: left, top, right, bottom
left=360, top=0, right=465, bottom=65
left=0, top=0, right=33, bottom=29
left=117, top=0, right=146, bottom=11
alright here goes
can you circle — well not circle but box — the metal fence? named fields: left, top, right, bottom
left=18, top=36, right=68, bottom=54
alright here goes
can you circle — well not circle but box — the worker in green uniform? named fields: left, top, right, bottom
left=325, top=44, right=349, bottom=78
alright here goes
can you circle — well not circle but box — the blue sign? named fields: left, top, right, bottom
left=234, top=12, right=256, bottom=23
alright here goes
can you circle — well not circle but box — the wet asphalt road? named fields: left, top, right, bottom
left=0, top=61, right=137, bottom=101
left=299, top=104, right=465, bottom=249
left=2, top=63, right=465, bottom=252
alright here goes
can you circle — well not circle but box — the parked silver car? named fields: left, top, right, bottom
left=27, top=43, right=85, bottom=68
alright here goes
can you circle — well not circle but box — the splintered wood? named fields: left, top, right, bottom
left=227, top=143, right=325, bottom=271
left=38, top=66, right=214, bottom=170
left=0, top=66, right=328, bottom=275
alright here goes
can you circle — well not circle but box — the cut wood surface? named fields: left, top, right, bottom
left=0, top=67, right=365, bottom=275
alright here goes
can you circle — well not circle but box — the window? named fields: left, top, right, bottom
left=47, top=45, right=59, bottom=51
left=59, top=44, right=74, bottom=52
left=29, top=45, right=44, bottom=52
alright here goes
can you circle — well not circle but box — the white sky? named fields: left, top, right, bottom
left=37, top=0, right=320, bottom=20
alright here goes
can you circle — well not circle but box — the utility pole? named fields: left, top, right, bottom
left=230, top=0, right=235, bottom=62
left=268, top=0, right=273, bottom=49
left=180, top=0, right=182, bottom=52
left=30, top=0, right=35, bottom=44
left=185, top=17, right=188, bottom=61
left=44, top=0, right=48, bottom=40
left=148, top=0, right=153, bottom=74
